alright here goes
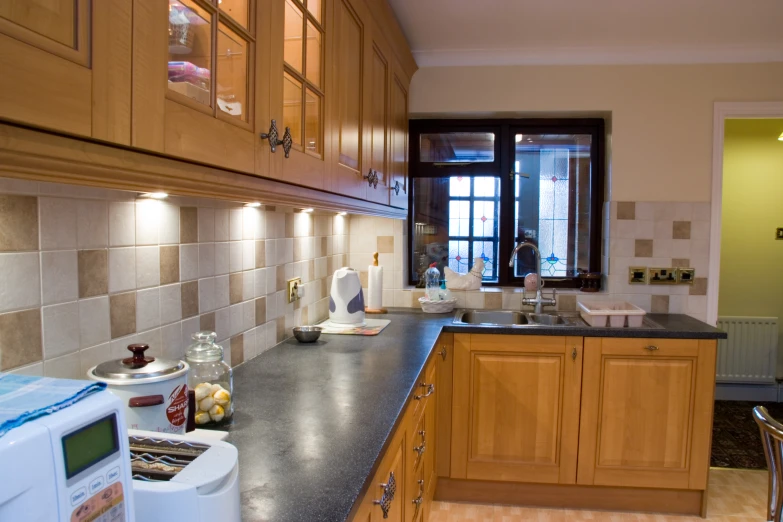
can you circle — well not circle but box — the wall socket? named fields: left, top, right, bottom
left=648, top=267, right=678, bottom=285
left=287, top=277, right=302, bottom=303
left=628, top=267, right=647, bottom=284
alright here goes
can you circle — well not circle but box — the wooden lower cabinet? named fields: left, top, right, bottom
left=576, top=337, right=717, bottom=490
left=450, top=334, right=583, bottom=484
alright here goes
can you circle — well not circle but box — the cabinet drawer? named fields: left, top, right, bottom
left=407, top=452, right=426, bottom=522
left=600, top=338, right=699, bottom=357
left=411, top=408, right=426, bottom=472
left=411, top=355, right=437, bottom=416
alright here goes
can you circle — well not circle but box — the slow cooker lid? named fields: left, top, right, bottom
left=93, top=343, right=186, bottom=381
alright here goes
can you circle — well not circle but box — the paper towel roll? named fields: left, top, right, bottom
left=367, top=265, right=383, bottom=310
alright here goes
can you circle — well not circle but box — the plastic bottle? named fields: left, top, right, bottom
left=439, top=280, right=452, bottom=301
left=424, top=263, right=441, bottom=301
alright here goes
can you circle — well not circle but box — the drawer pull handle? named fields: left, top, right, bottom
left=645, top=345, right=659, bottom=351
left=411, top=479, right=425, bottom=507
left=414, top=383, right=434, bottom=400
left=373, top=471, right=396, bottom=518
left=439, top=346, right=447, bottom=360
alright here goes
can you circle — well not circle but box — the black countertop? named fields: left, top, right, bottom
left=226, top=310, right=725, bottom=522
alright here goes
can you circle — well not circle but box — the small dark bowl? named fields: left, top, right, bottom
left=293, top=326, right=322, bottom=343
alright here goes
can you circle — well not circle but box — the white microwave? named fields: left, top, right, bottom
left=0, top=390, right=135, bottom=522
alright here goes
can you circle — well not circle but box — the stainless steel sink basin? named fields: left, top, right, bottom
left=453, top=309, right=586, bottom=327
left=455, top=310, right=529, bottom=326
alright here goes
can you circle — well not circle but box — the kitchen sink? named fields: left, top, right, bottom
left=455, top=310, right=529, bottom=326
left=453, top=310, right=586, bottom=327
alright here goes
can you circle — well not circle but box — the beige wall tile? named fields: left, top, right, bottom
left=651, top=295, right=670, bottom=313
left=229, top=272, right=243, bottom=305
left=635, top=239, right=653, bottom=257
left=78, top=249, right=108, bottom=298
left=231, top=335, right=244, bottom=366
left=556, top=294, right=577, bottom=312
left=255, top=297, right=266, bottom=326
left=0, top=195, right=38, bottom=251
left=181, top=281, right=199, bottom=318
left=0, top=252, right=41, bottom=312
left=616, top=201, right=635, bottom=220
left=484, top=292, right=502, bottom=310
left=377, top=236, right=394, bottom=253
left=109, top=291, right=136, bottom=339
left=690, top=277, right=708, bottom=296
left=42, top=251, right=78, bottom=305
left=39, top=197, right=77, bottom=250
left=0, top=309, right=42, bottom=370
left=199, top=311, right=216, bottom=332
left=179, top=207, right=198, bottom=244
left=160, top=245, right=180, bottom=285
left=672, top=221, right=691, bottom=240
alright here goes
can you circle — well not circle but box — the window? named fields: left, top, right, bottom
left=409, top=120, right=605, bottom=288
left=283, top=0, right=324, bottom=156
left=167, top=0, right=254, bottom=124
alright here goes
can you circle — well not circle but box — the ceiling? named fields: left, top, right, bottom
left=386, top=0, right=783, bottom=67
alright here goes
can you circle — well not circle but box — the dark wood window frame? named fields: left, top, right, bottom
left=408, top=118, right=606, bottom=289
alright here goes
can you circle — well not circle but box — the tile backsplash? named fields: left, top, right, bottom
left=0, top=177, right=348, bottom=377
left=348, top=201, right=712, bottom=322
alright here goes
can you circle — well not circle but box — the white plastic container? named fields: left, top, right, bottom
left=578, top=301, right=646, bottom=328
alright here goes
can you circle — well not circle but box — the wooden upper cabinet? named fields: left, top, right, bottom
left=388, top=63, right=409, bottom=209
left=0, top=0, right=131, bottom=143
left=577, top=338, right=717, bottom=490
left=132, top=0, right=256, bottom=172
left=329, top=0, right=366, bottom=200
left=451, top=334, right=583, bottom=485
left=361, top=24, right=390, bottom=206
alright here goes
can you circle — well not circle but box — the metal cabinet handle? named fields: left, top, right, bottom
left=391, top=180, right=401, bottom=195
left=413, top=430, right=426, bottom=456
left=414, top=383, right=434, bottom=400
left=373, top=471, right=396, bottom=519
left=439, top=346, right=447, bottom=361
left=411, top=479, right=424, bottom=507
left=645, top=345, right=659, bottom=351
left=572, top=347, right=577, bottom=361
left=260, top=120, right=293, bottom=158
left=364, top=169, right=379, bottom=188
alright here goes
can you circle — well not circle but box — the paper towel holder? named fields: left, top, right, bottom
left=366, top=252, right=388, bottom=314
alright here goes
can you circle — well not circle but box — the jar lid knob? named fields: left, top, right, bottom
left=123, top=344, right=154, bottom=369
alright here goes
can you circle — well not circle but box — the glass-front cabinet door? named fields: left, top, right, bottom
left=0, top=0, right=132, bottom=142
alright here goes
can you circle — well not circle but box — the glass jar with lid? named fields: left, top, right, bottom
left=185, top=331, right=233, bottom=426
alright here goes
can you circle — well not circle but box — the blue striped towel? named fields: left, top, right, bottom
left=0, top=374, right=107, bottom=438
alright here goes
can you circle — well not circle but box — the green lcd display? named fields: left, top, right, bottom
left=62, top=414, right=119, bottom=479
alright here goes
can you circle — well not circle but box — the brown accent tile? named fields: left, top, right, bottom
left=673, top=221, right=691, bottom=240
left=78, top=249, right=108, bottom=298
left=159, top=245, right=180, bottom=285
left=255, top=297, right=266, bottom=326
left=110, top=291, right=136, bottom=339
left=276, top=316, right=285, bottom=343
left=229, top=272, right=243, bottom=305
left=484, top=292, right=502, bottom=310
left=377, top=236, right=394, bottom=253
left=557, top=294, right=577, bottom=312
left=285, top=213, right=294, bottom=237
left=0, top=309, right=42, bottom=370
left=359, top=270, right=368, bottom=287
left=651, top=295, right=670, bottom=313
left=199, top=312, right=216, bottom=332
left=179, top=207, right=198, bottom=244
left=181, top=280, right=199, bottom=318
left=690, top=277, right=708, bottom=296
left=255, top=240, right=265, bottom=268
left=265, top=206, right=276, bottom=212
left=276, top=265, right=285, bottom=292
left=230, top=335, right=244, bottom=366
left=0, top=195, right=38, bottom=251
left=635, top=239, right=653, bottom=258
left=672, top=258, right=690, bottom=268
left=321, top=237, right=327, bottom=256
left=617, top=202, right=635, bottom=220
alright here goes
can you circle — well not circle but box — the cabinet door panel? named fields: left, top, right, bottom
left=330, top=0, right=365, bottom=199
left=370, top=435, right=405, bottom=522
left=577, top=338, right=717, bottom=490
left=363, top=37, right=389, bottom=205
left=451, top=334, right=582, bottom=484
left=388, top=68, right=408, bottom=209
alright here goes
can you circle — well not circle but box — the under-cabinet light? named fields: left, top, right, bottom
left=139, top=192, right=168, bottom=200
left=337, top=212, right=347, bottom=216
left=300, top=208, right=314, bottom=213
left=245, top=202, right=262, bottom=208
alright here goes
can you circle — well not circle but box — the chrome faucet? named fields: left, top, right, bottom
left=508, top=242, right=556, bottom=314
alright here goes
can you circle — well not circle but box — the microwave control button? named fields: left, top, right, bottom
left=70, top=487, right=87, bottom=506
left=89, top=476, right=105, bottom=494
left=106, top=466, right=120, bottom=484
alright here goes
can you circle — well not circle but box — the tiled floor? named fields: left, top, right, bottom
left=429, top=468, right=768, bottom=521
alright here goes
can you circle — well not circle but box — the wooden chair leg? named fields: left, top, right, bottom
left=774, top=440, right=783, bottom=522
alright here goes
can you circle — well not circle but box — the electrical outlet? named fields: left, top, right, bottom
left=628, top=267, right=647, bottom=284
left=648, top=267, right=678, bottom=285
left=287, top=277, right=302, bottom=303
left=677, top=268, right=695, bottom=284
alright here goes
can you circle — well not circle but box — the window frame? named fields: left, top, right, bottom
left=408, top=118, right=605, bottom=289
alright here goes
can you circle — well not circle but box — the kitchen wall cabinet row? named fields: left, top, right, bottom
left=438, top=334, right=717, bottom=516
left=0, top=0, right=414, bottom=211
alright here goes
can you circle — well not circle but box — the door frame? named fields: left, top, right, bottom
left=707, top=101, right=783, bottom=325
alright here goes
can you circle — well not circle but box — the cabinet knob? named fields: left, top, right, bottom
left=645, top=345, right=659, bottom=351
left=571, top=347, right=577, bottom=361
left=411, top=480, right=425, bottom=507
left=391, top=180, right=401, bottom=196
left=363, top=169, right=379, bottom=188
left=260, top=120, right=293, bottom=159
left=439, top=346, right=447, bottom=361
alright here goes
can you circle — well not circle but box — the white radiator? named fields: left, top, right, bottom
left=716, top=316, right=779, bottom=384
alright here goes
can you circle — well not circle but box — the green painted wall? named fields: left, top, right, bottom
left=719, top=119, right=783, bottom=376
